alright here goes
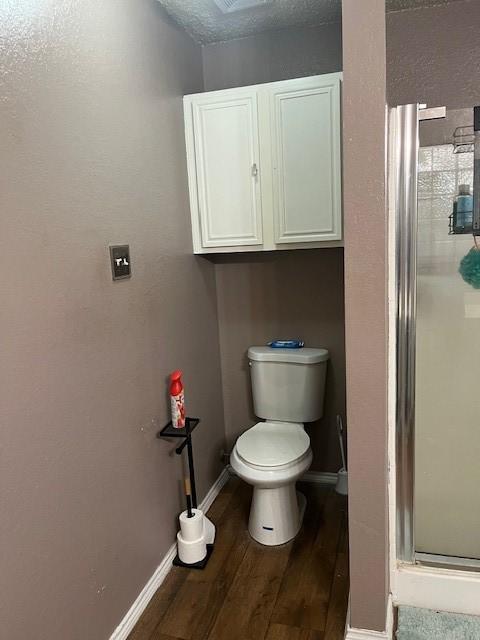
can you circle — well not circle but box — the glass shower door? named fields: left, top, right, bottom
left=414, top=143, right=480, bottom=561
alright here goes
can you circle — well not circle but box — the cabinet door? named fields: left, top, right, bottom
left=268, top=75, right=342, bottom=244
left=189, top=91, right=263, bottom=250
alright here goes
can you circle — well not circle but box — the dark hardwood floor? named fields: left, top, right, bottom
left=128, top=477, right=349, bottom=640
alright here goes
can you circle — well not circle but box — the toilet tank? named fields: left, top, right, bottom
left=248, top=346, right=329, bottom=423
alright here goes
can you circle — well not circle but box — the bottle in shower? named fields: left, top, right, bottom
left=456, top=184, right=473, bottom=231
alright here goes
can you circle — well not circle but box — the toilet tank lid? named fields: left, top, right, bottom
left=248, top=346, right=329, bottom=364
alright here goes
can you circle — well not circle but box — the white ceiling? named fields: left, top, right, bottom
left=157, top=0, right=464, bottom=44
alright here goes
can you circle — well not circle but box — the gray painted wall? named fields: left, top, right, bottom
left=343, top=0, right=389, bottom=632
left=202, top=22, right=342, bottom=91
left=387, top=0, right=480, bottom=148
left=202, top=23, right=346, bottom=473
left=387, top=0, right=480, bottom=110
left=0, top=2, right=225, bottom=639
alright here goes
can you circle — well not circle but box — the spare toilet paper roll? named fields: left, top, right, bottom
left=177, top=531, right=207, bottom=565
left=179, top=508, right=204, bottom=542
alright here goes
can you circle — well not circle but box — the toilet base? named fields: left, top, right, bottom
left=248, top=485, right=306, bottom=546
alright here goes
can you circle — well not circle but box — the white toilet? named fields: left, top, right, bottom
left=230, top=346, right=329, bottom=546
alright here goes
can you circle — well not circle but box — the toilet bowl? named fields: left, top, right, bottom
left=231, top=421, right=313, bottom=545
left=231, top=345, right=329, bottom=547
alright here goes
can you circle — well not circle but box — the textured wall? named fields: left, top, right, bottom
left=342, top=0, right=389, bottom=632
left=387, top=0, right=480, bottom=110
left=0, top=2, right=225, bottom=639
left=202, top=22, right=342, bottom=90
left=202, top=24, right=346, bottom=473
left=156, top=0, right=464, bottom=45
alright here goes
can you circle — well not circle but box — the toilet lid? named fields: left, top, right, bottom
left=236, top=422, right=310, bottom=467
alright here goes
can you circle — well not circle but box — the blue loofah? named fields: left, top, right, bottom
left=459, top=247, right=480, bottom=289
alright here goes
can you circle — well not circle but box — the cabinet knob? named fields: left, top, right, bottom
left=251, top=163, right=258, bottom=178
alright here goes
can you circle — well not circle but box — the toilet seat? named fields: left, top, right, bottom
left=236, top=421, right=310, bottom=468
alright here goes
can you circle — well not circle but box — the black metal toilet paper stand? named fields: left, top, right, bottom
left=157, top=416, right=200, bottom=508
left=157, top=417, right=213, bottom=569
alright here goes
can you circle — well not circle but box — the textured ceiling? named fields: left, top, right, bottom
left=157, top=0, right=465, bottom=44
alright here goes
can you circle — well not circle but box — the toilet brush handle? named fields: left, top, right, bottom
left=184, top=477, right=193, bottom=518
left=336, top=415, right=347, bottom=470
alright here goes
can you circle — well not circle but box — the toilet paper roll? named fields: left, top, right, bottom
left=177, top=531, right=207, bottom=565
left=179, top=508, right=204, bottom=542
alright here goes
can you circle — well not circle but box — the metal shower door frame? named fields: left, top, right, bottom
left=392, top=103, right=419, bottom=564
left=392, top=103, right=467, bottom=567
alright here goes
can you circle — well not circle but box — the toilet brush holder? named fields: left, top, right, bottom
left=335, top=415, right=348, bottom=496
left=335, top=467, right=348, bottom=496
left=174, top=509, right=216, bottom=569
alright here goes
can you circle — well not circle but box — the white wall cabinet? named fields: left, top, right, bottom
left=184, top=73, right=342, bottom=254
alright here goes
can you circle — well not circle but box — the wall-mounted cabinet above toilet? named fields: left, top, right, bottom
left=183, top=73, right=343, bottom=254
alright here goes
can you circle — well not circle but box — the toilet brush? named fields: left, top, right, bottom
left=335, top=415, right=348, bottom=495
left=184, top=477, right=193, bottom=518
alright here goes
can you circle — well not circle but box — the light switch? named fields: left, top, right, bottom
left=109, top=245, right=131, bottom=280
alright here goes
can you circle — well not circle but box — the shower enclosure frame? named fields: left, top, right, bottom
left=394, top=103, right=418, bottom=565
left=390, top=103, right=480, bottom=615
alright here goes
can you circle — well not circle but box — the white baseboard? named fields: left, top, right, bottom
left=345, top=630, right=391, bottom=640
left=109, top=467, right=231, bottom=640
left=345, top=594, right=394, bottom=640
left=110, top=541, right=178, bottom=640
left=302, top=470, right=338, bottom=486
left=394, top=561, right=480, bottom=617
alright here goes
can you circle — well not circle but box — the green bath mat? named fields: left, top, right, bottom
left=397, top=606, right=480, bottom=640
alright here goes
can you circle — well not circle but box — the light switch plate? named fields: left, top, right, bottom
left=109, top=245, right=131, bottom=280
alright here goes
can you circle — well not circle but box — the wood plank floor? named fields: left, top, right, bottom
left=128, top=477, right=348, bottom=640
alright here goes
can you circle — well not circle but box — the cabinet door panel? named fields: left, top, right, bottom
left=270, top=78, right=342, bottom=243
left=192, top=94, right=262, bottom=248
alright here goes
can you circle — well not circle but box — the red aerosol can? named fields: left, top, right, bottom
left=170, top=370, right=185, bottom=429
